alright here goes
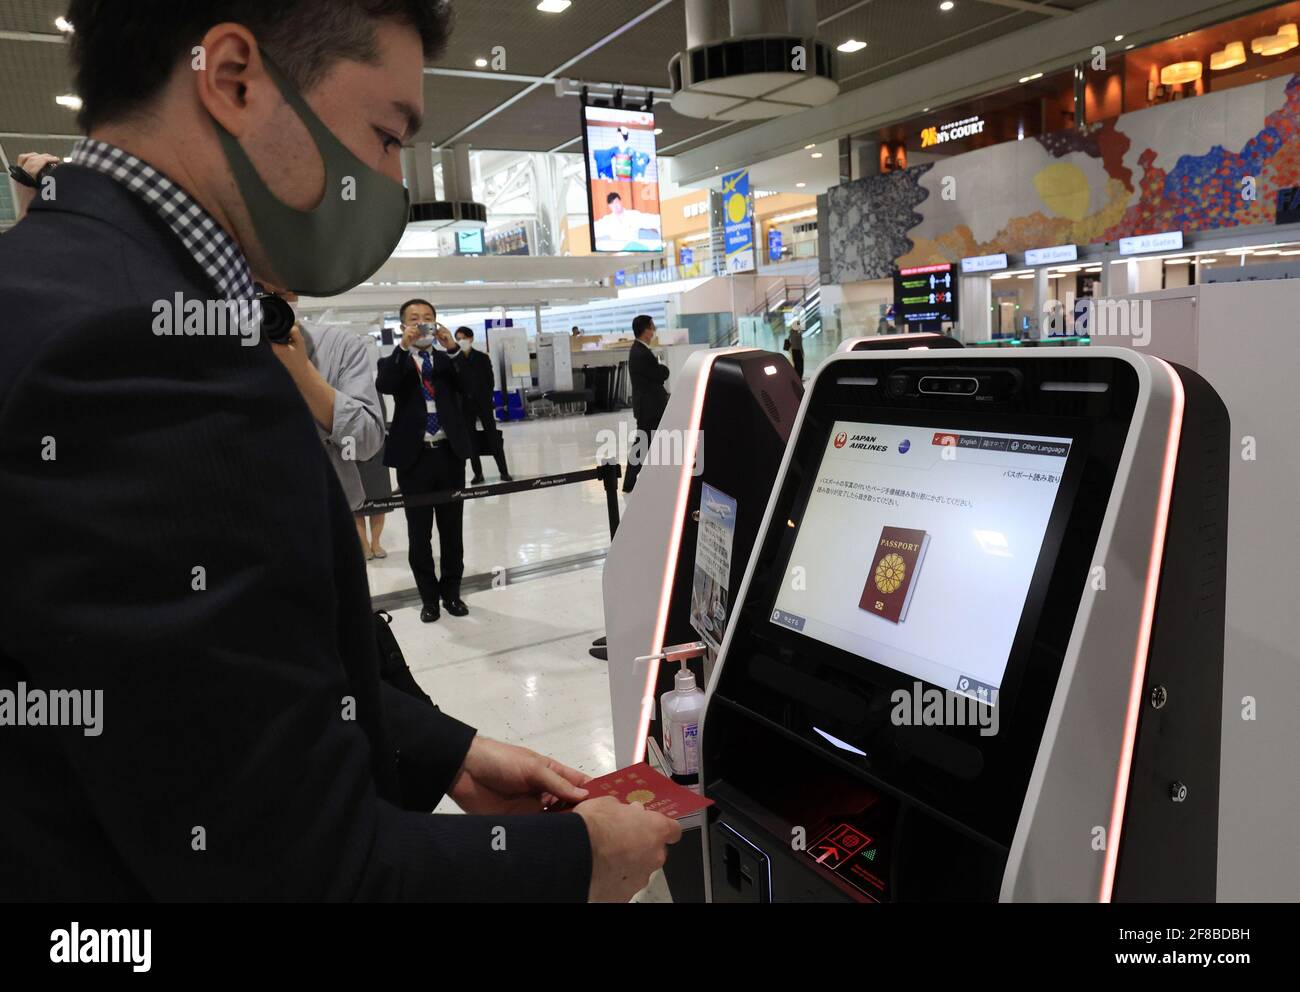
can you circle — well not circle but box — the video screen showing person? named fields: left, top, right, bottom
left=583, top=105, right=663, bottom=253
left=770, top=422, right=1071, bottom=702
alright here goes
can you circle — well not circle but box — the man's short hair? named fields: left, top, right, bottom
left=632, top=314, right=654, bottom=337
left=67, top=0, right=455, bottom=131
left=606, top=192, right=622, bottom=204
left=454, top=326, right=474, bottom=339
left=399, top=298, right=435, bottom=323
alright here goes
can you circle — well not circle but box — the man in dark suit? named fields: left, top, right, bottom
left=624, top=314, right=671, bottom=493
left=377, top=300, right=474, bottom=622
left=454, top=326, right=512, bottom=484
left=0, top=0, right=677, bottom=902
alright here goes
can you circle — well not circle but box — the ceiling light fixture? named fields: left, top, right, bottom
left=1210, top=41, right=1247, bottom=70
left=55, top=94, right=83, bottom=110
left=1019, top=72, right=1043, bottom=83
left=474, top=57, right=488, bottom=67
left=940, top=1, right=955, bottom=10
left=1159, top=60, right=1202, bottom=85
left=837, top=39, right=867, bottom=53
left=536, top=0, right=571, bottom=12
left=1114, top=34, right=1124, bottom=42
left=654, top=128, right=664, bottom=135
left=796, top=182, right=807, bottom=188
left=810, top=152, right=823, bottom=159
left=805, top=143, right=816, bottom=150
left=1252, top=24, right=1298, bottom=56
left=54, top=16, right=75, bottom=33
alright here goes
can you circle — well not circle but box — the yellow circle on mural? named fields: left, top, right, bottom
left=726, top=192, right=748, bottom=224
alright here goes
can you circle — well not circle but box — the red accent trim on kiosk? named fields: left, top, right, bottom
left=633, top=349, right=750, bottom=765
left=1100, top=358, right=1185, bottom=903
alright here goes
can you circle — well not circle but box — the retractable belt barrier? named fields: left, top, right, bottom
left=360, top=462, right=623, bottom=541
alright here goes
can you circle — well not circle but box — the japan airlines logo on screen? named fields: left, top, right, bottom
left=833, top=432, right=849, bottom=449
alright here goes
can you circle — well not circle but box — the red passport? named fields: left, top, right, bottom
left=860, top=526, right=930, bottom=624
left=550, top=764, right=714, bottom=820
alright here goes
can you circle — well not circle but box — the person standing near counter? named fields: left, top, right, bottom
left=624, top=314, right=669, bottom=494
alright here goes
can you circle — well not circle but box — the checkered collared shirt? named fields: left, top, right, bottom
left=70, top=138, right=258, bottom=310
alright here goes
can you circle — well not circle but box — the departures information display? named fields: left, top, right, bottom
left=893, top=262, right=958, bottom=326
left=770, top=421, right=1071, bottom=701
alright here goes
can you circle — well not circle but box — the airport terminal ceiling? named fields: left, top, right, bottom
left=0, top=0, right=1107, bottom=168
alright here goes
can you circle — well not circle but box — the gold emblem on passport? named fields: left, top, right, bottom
left=627, top=789, right=655, bottom=804
left=875, top=553, right=906, bottom=594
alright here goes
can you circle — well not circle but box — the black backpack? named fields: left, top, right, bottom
left=374, top=610, right=434, bottom=707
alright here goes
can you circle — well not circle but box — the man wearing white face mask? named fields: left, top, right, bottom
left=454, top=326, right=511, bottom=484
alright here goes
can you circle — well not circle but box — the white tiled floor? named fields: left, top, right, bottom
left=394, top=566, right=616, bottom=781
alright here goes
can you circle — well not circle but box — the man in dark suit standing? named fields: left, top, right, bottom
left=624, top=314, right=670, bottom=493
left=453, top=326, right=512, bottom=484
left=0, top=0, right=678, bottom=903
left=377, top=300, right=473, bottom=622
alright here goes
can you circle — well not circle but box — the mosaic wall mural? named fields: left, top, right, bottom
left=827, top=73, right=1300, bottom=282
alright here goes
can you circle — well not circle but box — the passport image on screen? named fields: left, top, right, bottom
left=860, top=526, right=930, bottom=624
left=771, top=421, right=1070, bottom=694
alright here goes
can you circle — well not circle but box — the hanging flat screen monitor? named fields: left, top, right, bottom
left=456, top=229, right=484, bottom=255
left=582, top=104, right=664, bottom=253
left=770, top=421, right=1071, bottom=701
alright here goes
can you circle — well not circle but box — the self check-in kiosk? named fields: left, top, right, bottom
left=605, top=338, right=966, bottom=772
left=700, top=347, right=1228, bottom=902
left=603, top=347, right=803, bottom=902
left=604, top=349, right=803, bottom=771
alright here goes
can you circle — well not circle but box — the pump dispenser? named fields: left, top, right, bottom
left=661, top=657, right=706, bottom=783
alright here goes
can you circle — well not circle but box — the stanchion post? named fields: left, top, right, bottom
left=601, top=462, right=622, bottom=538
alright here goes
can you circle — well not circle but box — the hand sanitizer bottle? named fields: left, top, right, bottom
left=661, top=660, right=705, bottom=784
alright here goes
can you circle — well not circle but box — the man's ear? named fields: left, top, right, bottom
left=192, top=23, right=275, bottom=139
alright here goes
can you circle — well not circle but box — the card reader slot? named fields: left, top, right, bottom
left=893, top=725, right=984, bottom=781
left=748, top=653, right=868, bottom=725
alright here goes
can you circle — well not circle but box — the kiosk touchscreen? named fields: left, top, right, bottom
left=701, top=348, right=1228, bottom=902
